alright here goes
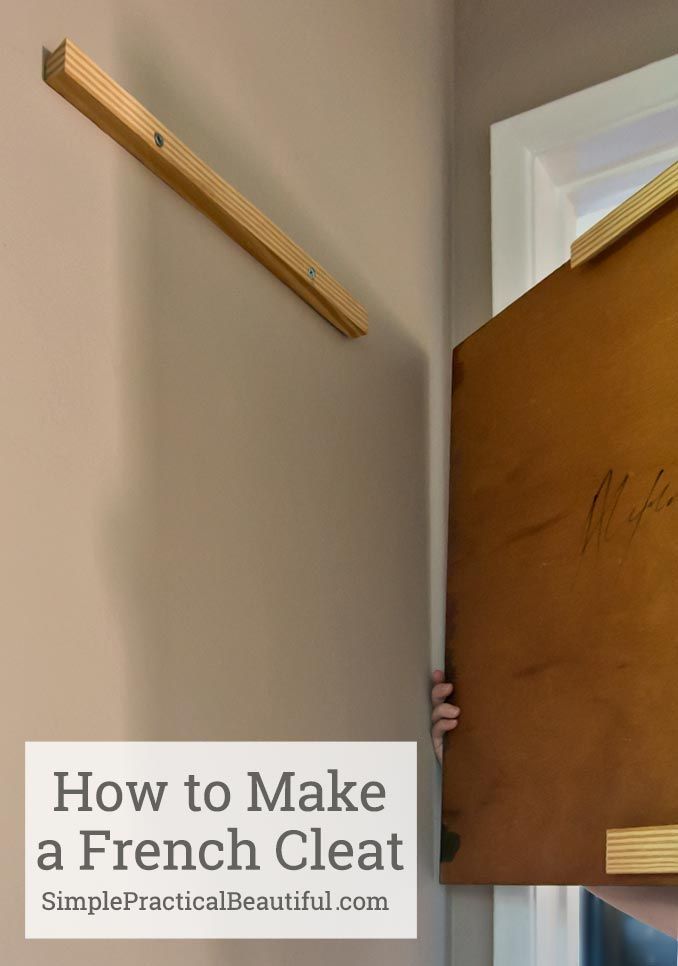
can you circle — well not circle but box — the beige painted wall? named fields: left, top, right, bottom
left=1, top=1, right=452, bottom=963
left=451, top=2, right=678, bottom=963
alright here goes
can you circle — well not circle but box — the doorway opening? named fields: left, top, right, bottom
left=489, top=51, right=678, bottom=966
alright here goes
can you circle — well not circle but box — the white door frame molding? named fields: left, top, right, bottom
left=490, top=52, right=678, bottom=315
left=492, top=886, right=580, bottom=966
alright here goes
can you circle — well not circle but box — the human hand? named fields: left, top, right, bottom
left=431, top=669, right=461, bottom=766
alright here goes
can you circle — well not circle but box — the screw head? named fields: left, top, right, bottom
left=154, top=131, right=165, bottom=147
left=307, top=266, right=317, bottom=280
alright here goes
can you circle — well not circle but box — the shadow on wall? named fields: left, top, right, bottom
left=97, top=16, right=439, bottom=966
left=107, top=28, right=431, bottom=740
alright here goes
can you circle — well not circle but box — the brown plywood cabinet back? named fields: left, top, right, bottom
left=442, top=194, right=678, bottom=886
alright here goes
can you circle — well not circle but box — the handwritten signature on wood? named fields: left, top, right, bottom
left=581, top=469, right=675, bottom=557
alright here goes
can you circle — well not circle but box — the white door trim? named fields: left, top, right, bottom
left=490, top=52, right=678, bottom=315
left=492, top=886, right=580, bottom=966
left=493, top=886, right=536, bottom=966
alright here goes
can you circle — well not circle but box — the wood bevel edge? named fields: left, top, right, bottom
left=43, top=38, right=368, bottom=339
left=570, top=160, right=678, bottom=268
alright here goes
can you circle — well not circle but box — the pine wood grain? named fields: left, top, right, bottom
left=607, top=826, right=678, bottom=874
left=44, top=38, right=368, bottom=338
